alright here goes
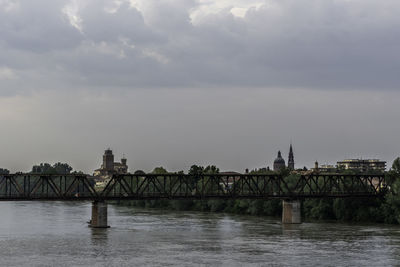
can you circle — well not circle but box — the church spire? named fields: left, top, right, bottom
left=288, top=144, right=294, bottom=169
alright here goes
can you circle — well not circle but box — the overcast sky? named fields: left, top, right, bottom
left=0, top=0, right=399, bottom=173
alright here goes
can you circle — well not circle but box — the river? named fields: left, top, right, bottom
left=0, top=201, right=398, bottom=266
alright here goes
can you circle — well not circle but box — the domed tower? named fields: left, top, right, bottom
left=273, top=151, right=286, bottom=171
left=288, top=144, right=294, bottom=170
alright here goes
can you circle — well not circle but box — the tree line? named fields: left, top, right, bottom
left=0, top=162, right=78, bottom=175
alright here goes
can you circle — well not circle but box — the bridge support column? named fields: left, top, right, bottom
left=282, top=200, right=301, bottom=224
left=90, top=201, right=109, bottom=228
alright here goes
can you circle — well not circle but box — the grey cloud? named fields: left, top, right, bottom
left=1, top=0, right=400, bottom=96
left=79, top=1, right=163, bottom=45
left=0, top=0, right=82, bottom=52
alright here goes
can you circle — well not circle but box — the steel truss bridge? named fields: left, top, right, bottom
left=0, top=173, right=386, bottom=201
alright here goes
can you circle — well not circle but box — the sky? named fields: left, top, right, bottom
left=0, top=0, right=399, bottom=173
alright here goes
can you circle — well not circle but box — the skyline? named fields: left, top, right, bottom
left=0, top=0, right=399, bottom=173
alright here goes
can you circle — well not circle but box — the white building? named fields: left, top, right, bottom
left=337, top=159, right=386, bottom=172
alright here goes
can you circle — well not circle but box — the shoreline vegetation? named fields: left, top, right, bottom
left=119, top=158, right=400, bottom=225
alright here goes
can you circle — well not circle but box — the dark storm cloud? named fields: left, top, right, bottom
left=1, top=0, right=400, bottom=94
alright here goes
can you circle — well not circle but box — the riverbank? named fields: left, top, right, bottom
left=114, top=195, right=398, bottom=224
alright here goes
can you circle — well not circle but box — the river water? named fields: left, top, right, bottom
left=0, top=201, right=399, bottom=266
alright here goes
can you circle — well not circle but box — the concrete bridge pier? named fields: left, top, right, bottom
left=282, top=199, right=301, bottom=224
left=90, top=201, right=109, bottom=228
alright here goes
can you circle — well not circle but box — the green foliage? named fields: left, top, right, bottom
left=248, top=200, right=265, bottom=215
left=283, top=173, right=301, bottom=193
left=278, top=166, right=291, bottom=177
left=31, top=162, right=73, bottom=174
left=392, top=157, right=400, bottom=174
left=151, top=167, right=168, bottom=174
left=380, top=160, right=400, bottom=223
left=134, top=170, right=146, bottom=175
left=188, top=164, right=219, bottom=176
left=0, top=168, right=9, bottom=175
left=304, top=199, right=335, bottom=220
left=204, top=165, right=219, bottom=174
left=207, top=199, right=226, bottom=212
left=53, top=162, right=73, bottom=174
left=331, top=198, right=385, bottom=222
left=262, top=199, right=282, bottom=216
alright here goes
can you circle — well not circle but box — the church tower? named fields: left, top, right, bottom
left=288, top=144, right=295, bottom=169
left=103, top=148, right=114, bottom=172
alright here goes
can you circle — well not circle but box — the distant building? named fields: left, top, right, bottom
left=273, top=151, right=286, bottom=171
left=337, top=159, right=386, bottom=172
left=312, top=162, right=337, bottom=173
left=93, top=149, right=128, bottom=177
left=288, top=144, right=295, bottom=169
left=319, top=164, right=337, bottom=172
left=272, top=144, right=295, bottom=171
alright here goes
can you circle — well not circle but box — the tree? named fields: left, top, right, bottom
left=278, top=166, right=291, bottom=177
left=385, top=157, right=400, bottom=190
left=134, top=170, right=146, bottom=175
left=188, top=165, right=204, bottom=176
left=204, top=165, right=219, bottom=174
left=151, top=167, right=168, bottom=174
left=32, top=163, right=54, bottom=174
left=0, top=168, right=9, bottom=175
left=392, top=157, right=400, bottom=175
left=376, top=158, right=400, bottom=224
left=31, top=163, right=73, bottom=174
left=53, top=162, right=73, bottom=174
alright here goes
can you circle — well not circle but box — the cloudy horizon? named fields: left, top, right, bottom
left=0, top=0, right=399, bottom=173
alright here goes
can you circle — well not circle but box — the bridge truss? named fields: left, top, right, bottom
left=0, top=173, right=386, bottom=200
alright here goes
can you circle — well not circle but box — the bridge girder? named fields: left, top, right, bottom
left=0, top=173, right=386, bottom=201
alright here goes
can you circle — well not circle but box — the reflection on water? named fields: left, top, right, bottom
left=0, top=201, right=398, bottom=266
